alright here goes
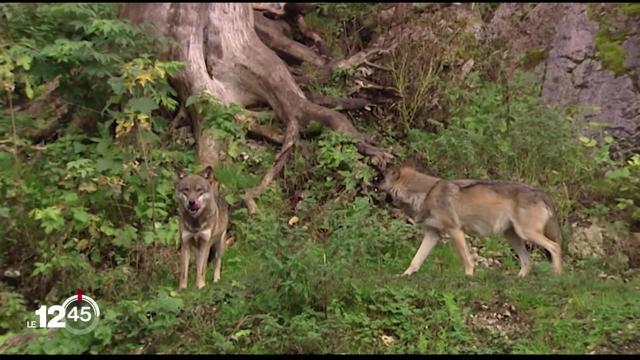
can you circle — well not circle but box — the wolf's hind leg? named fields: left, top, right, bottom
left=504, top=229, right=532, bottom=277
left=212, top=231, right=226, bottom=283
left=448, top=228, right=475, bottom=276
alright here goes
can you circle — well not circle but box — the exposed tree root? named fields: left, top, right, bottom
left=254, top=11, right=327, bottom=67
left=244, top=115, right=300, bottom=214
left=120, top=3, right=394, bottom=214
left=247, top=123, right=284, bottom=145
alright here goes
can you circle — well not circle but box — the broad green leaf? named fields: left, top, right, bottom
left=185, top=94, right=199, bottom=108
left=127, top=96, right=158, bottom=114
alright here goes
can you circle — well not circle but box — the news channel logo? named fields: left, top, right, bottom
left=26, top=290, right=100, bottom=335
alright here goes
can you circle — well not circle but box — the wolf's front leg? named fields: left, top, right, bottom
left=212, top=231, right=226, bottom=283
left=195, top=240, right=212, bottom=289
left=401, top=229, right=441, bottom=276
left=179, top=242, right=190, bottom=289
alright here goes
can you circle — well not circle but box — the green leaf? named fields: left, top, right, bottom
left=96, top=157, right=116, bottom=172
left=233, top=329, right=251, bottom=339
left=100, top=223, right=117, bottom=236
left=78, top=181, right=97, bottom=193
left=24, top=77, right=34, bottom=99
left=62, top=192, right=79, bottom=204
left=185, top=94, right=199, bottom=108
left=143, top=230, right=155, bottom=245
left=605, top=168, right=630, bottom=180
left=72, top=208, right=91, bottom=223
left=578, top=136, right=597, bottom=148
left=113, top=224, right=137, bottom=248
left=96, top=138, right=113, bottom=155
left=127, top=97, right=158, bottom=114
left=16, top=54, right=32, bottom=70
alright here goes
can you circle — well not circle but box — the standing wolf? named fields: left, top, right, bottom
left=380, top=163, right=562, bottom=277
left=175, top=166, right=229, bottom=289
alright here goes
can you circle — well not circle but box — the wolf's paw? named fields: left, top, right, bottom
left=196, top=281, right=206, bottom=289
left=464, top=268, right=475, bottom=276
left=399, top=268, right=417, bottom=277
left=517, top=269, right=530, bottom=278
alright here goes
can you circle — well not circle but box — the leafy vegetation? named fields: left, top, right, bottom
left=588, top=3, right=634, bottom=77
left=518, top=48, right=548, bottom=70
left=1, top=3, right=639, bottom=355
left=594, top=31, right=626, bottom=77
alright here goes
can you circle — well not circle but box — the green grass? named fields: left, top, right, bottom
left=620, top=3, right=640, bottom=17
left=152, top=241, right=640, bottom=354
left=12, top=213, right=640, bottom=354
left=518, top=47, right=548, bottom=70
left=595, top=30, right=627, bottom=77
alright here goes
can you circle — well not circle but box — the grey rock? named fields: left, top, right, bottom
left=483, top=3, right=640, bottom=140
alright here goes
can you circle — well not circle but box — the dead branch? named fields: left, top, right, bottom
left=349, top=79, right=402, bottom=98
left=332, top=27, right=402, bottom=71
left=244, top=115, right=299, bottom=215
left=170, top=105, right=189, bottom=130
left=364, top=59, right=392, bottom=72
left=305, top=91, right=370, bottom=111
left=254, top=11, right=327, bottom=67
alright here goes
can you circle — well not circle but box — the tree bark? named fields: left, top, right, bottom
left=120, top=3, right=392, bottom=214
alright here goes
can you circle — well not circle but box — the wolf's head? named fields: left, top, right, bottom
left=379, top=161, right=417, bottom=195
left=379, top=162, right=429, bottom=212
left=175, top=166, right=219, bottom=217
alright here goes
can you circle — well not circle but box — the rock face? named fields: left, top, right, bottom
left=568, top=222, right=606, bottom=259
left=486, top=3, right=640, bottom=140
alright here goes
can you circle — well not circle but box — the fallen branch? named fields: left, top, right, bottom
left=426, top=118, right=445, bottom=129
left=364, top=59, right=392, bottom=72
left=305, top=91, right=370, bottom=111
left=331, top=13, right=410, bottom=71
left=349, top=79, right=402, bottom=98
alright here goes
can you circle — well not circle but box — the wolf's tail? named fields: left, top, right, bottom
left=540, top=192, right=562, bottom=246
left=544, top=212, right=562, bottom=246
left=540, top=192, right=562, bottom=265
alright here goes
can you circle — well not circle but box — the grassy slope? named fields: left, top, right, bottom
left=131, top=234, right=640, bottom=354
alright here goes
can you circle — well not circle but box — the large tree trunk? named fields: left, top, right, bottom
left=119, top=3, right=392, bottom=214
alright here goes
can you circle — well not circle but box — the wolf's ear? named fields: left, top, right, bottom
left=201, top=166, right=220, bottom=190
left=400, top=158, right=417, bottom=169
left=200, top=166, right=214, bottom=180
left=383, top=166, right=400, bottom=181
left=390, top=168, right=402, bottom=180
left=176, top=167, right=187, bottom=180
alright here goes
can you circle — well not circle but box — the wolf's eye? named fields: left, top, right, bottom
left=196, top=188, right=204, bottom=193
